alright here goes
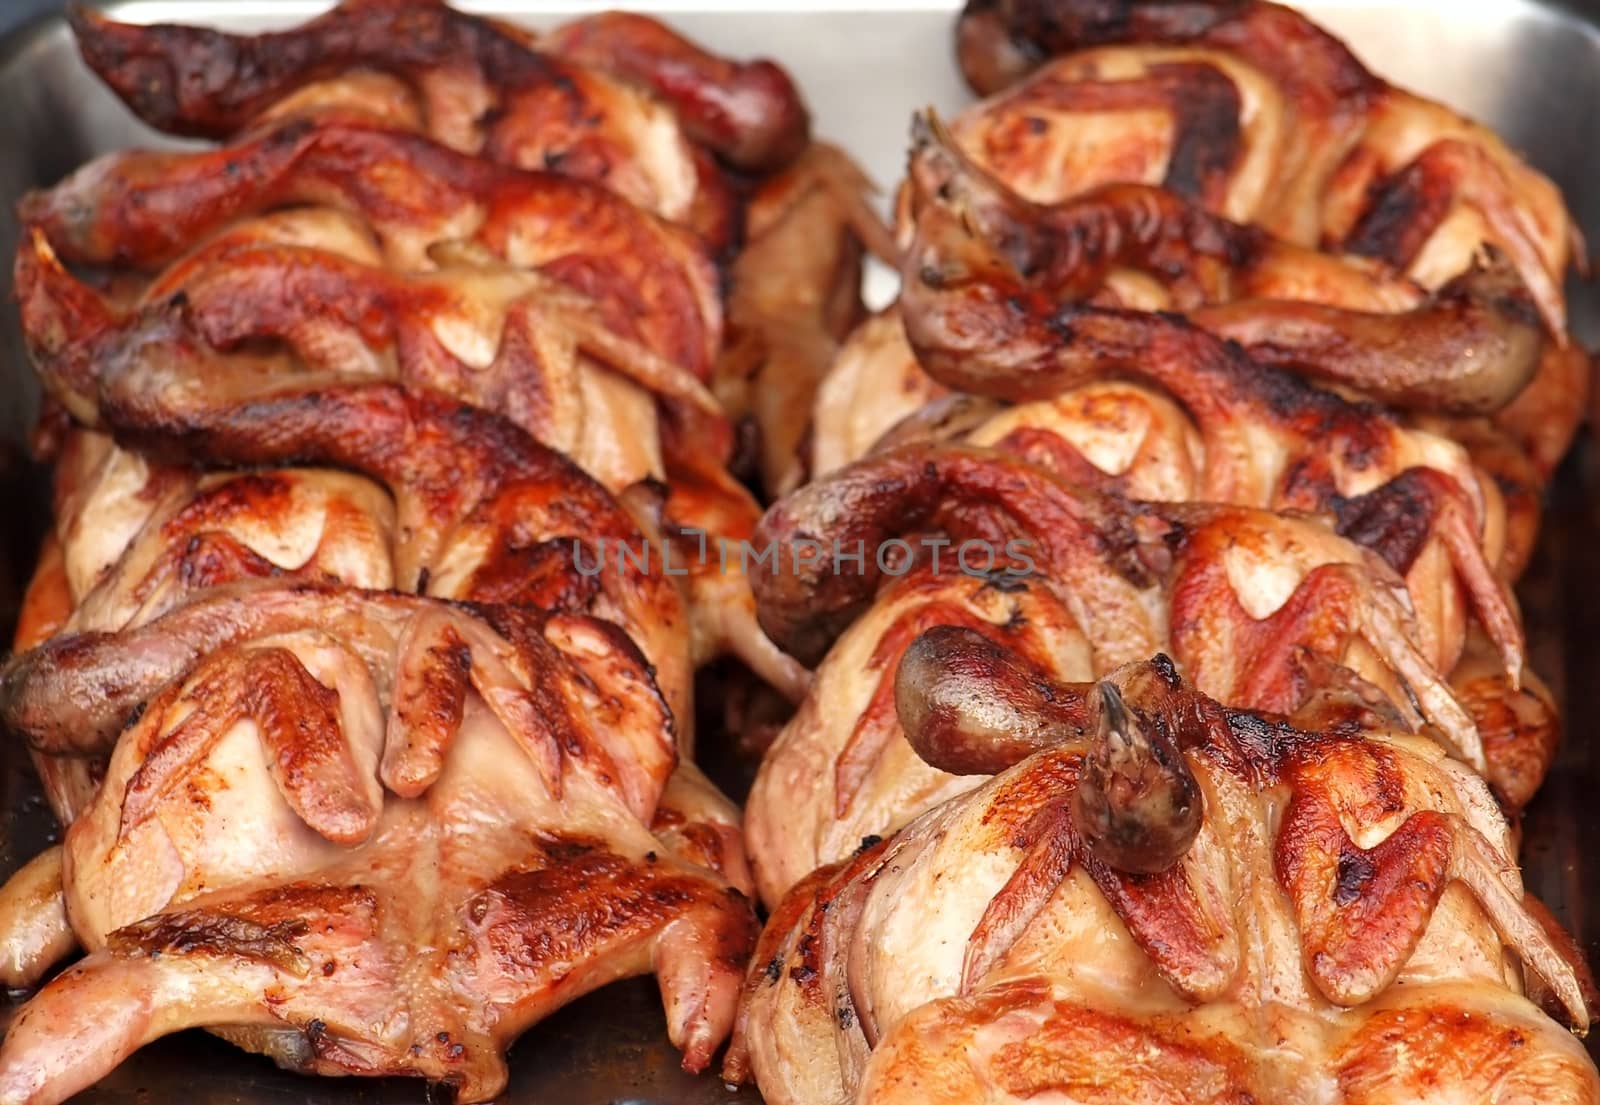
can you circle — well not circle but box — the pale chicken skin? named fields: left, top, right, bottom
left=9, top=425, right=399, bottom=826
left=732, top=652, right=1597, bottom=1105
left=743, top=443, right=1479, bottom=904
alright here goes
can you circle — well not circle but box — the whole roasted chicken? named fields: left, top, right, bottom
left=741, top=442, right=1490, bottom=903
left=945, top=0, right=1589, bottom=477
left=17, top=114, right=807, bottom=700
left=731, top=640, right=1598, bottom=1104
left=0, top=582, right=756, bottom=1105
left=0, top=382, right=772, bottom=1102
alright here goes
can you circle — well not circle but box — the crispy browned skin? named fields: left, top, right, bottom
left=0, top=582, right=756, bottom=1105
left=1448, top=626, right=1560, bottom=812
left=12, top=337, right=692, bottom=722
left=70, top=0, right=807, bottom=171
left=942, top=0, right=1586, bottom=484
left=956, top=0, right=1376, bottom=101
left=63, top=0, right=806, bottom=247
left=736, top=645, right=1596, bottom=1105
left=541, top=10, right=810, bottom=171
left=749, top=442, right=1152, bottom=668
left=18, top=229, right=716, bottom=452
left=1, top=581, right=671, bottom=812
left=908, top=112, right=1544, bottom=414
left=17, top=119, right=720, bottom=379
left=7, top=425, right=400, bottom=827
left=948, top=0, right=1576, bottom=340
left=898, top=136, right=1524, bottom=686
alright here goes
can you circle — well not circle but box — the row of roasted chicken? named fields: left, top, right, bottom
left=0, top=1, right=1593, bottom=1104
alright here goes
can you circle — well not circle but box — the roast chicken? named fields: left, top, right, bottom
left=731, top=642, right=1597, bottom=1105
left=0, top=0, right=1594, bottom=1102
left=946, top=0, right=1590, bottom=476
left=17, top=113, right=808, bottom=700
left=68, top=0, right=812, bottom=249
left=0, top=391, right=764, bottom=1100
left=740, top=442, right=1506, bottom=903
left=732, top=4, right=1596, bottom=1102
left=0, top=582, right=755, bottom=1105
left=950, top=0, right=1576, bottom=329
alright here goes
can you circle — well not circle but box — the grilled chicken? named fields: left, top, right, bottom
left=0, top=355, right=761, bottom=1105
left=68, top=0, right=812, bottom=247
left=945, top=0, right=1588, bottom=473
left=19, top=176, right=804, bottom=700
left=897, top=132, right=1527, bottom=690
left=17, top=120, right=722, bottom=380
left=0, top=583, right=757, bottom=1105
left=949, top=0, right=1576, bottom=328
left=731, top=647, right=1597, bottom=1105
left=909, top=112, right=1547, bottom=415
left=742, top=443, right=1481, bottom=904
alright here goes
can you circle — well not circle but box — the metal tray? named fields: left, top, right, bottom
left=3, top=1, right=1600, bottom=1101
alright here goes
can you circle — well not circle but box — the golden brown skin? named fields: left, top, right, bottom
left=1449, top=625, right=1560, bottom=812
left=893, top=622, right=1090, bottom=776
left=948, top=0, right=1577, bottom=332
left=0, top=583, right=757, bottom=1105
left=7, top=426, right=398, bottom=826
left=909, top=112, right=1545, bottom=415
left=899, top=137, right=1525, bottom=690
left=945, top=0, right=1587, bottom=470
left=16, top=129, right=803, bottom=697
left=64, top=0, right=809, bottom=245
left=14, top=339, right=693, bottom=732
left=751, top=443, right=1471, bottom=744
left=736, top=648, right=1596, bottom=1105
left=742, top=443, right=1491, bottom=903
left=540, top=9, right=811, bottom=172
left=803, top=323, right=1559, bottom=798
left=17, top=119, right=721, bottom=381
left=71, top=0, right=806, bottom=171
left=18, top=227, right=714, bottom=493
